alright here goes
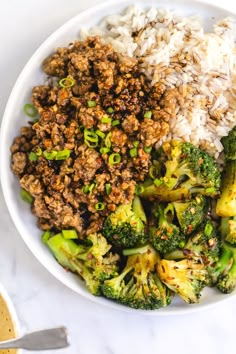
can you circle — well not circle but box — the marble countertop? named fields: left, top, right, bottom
left=0, top=1, right=236, bottom=353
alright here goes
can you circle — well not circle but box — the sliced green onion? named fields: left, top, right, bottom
left=135, top=185, right=145, bottom=195
left=95, top=129, right=105, bottom=139
left=88, top=183, right=96, bottom=194
left=43, top=150, right=57, bottom=160
left=62, top=229, right=78, bottom=239
left=133, top=141, right=139, bottom=148
left=112, top=120, right=120, bottom=126
left=130, top=147, right=138, bottom=158
left=82, top=183, right=95, bottom=194
left=105, top=183, right=112, bottom=195
left=154, top=178, right=163, bottom=187
left=82, top=185, right=90, bottom=194
left=95, top=202, right=105, bottom=211
left=205, top=187, right=216, bottom=194
left=24, top=103, right=38, bottom=118
left=20, top=188, right=33, bottom=204
left=108, top=153, right=121, bottom=165
left=29, top=152, right=38, bottom=161
left=55, top=149, right=71, bottom=160
left=107, top=107, right=114, bottom=114
left=35, top=147, right=42, bottom=156
left=149, top=165, right=159, bottom=179
left=144, top=146, right=152, bottom=154
left=100, top=147, right=110, bottom=154
left=42, top=230, right=53, bottom=244
left=87, top=100, right=96, bottom=108
left=144, top=110, right=152, bottom=119
left=59, top=77, right=75, bottom=88
left=204, top=223, right=213, bottom=237
left=101, top=116, right=112, bottom=124
left=84, top=129, right=98, bottom=148
left=104, top=132, right=112, bottom=148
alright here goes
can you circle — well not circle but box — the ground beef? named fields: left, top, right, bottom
left=11, top=36, right=171, bottom=236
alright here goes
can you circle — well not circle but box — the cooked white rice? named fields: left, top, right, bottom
left=80, top=6, right=236, bottom=159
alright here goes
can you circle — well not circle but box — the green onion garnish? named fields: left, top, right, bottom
left=29, top=152, right=38, bottom=161
left=55, top=149, right=71, bottom=160
left=82, top=185, right=90, bottom=194
left=82, top=183, right=96, bottom=194
left=108, top=153, right=121, bottom=165
left=104, top=132, right=112, bottom=148
left=133, top=141, right=139, bottom=148
left=20, top=188, right=33, bottom=204
left=111, top=120, right=120, bottom=126
left=144, top=146, right=152, bottom=154
left=35, top=147, right=42, bottom=156
left=101, top=116, right=112, bottom=124
left=42, top=230, right=53, bottom=244
left=205, top=187, right=216, bottom=194
left=154, top=178, right=163, bottom=187
left=135, top=185, right=145, bottom=195
left=84, top=129, right=99, bottom=148
left=59, top=77, right=75, bottom=88
left=149, top=165, right=159, bottom=179
left=24, top=103, right=38, bottom=118
left=144, top=110, right=152, bottom=119
left=100, top=147, right=110, bottom=154
left=105, top=183, right=112, bottom=195
left=95, top=202, right=105, bottom=211
left=62, top=229, right=78, bottom=239
left=87, top=100, right=96, bottom=108
left=107, top=107, right=114, bottom=114
left=95, top=129, right=105, bottom=139
left=130, top=148, right=138, bottom=158
left=204, top=223, right=213, bottom=237
left=43, top=150, right=58, bottom=160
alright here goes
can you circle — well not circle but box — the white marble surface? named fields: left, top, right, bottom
left=1, top=0, right=236, bottom=353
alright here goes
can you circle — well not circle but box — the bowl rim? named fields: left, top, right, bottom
left=1, top=0, right=236, bottom=315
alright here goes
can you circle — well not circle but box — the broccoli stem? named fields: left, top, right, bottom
left=122, top=244, right=151, bottom=256
left=140, top=184, right=190, bottom=202
left=132, top=196, right=147, bottom=223
left=216, top=160, right=236, bottom=217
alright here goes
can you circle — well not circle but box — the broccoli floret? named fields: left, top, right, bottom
left=173, top=195, right=207, bottom=235
left=220, top=217, right=236, bottom=245
left=45, top=232, right=120, bottom=295
left=212, top=242, right=236, bottom=294
left=157, top=259, right=208, bottom=303
left=221, top=126, right=236, bottom=160
left=102, top=196, right=148, bottom=248
left=102, top=245, right=173, bottom=310
left=140, top=141, right=221, bottom=202
left=149, top=203, right=185, bottom=254
left=164, top=220, right=220, bottom=285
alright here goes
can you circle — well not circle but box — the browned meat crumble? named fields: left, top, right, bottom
left=11, top=36, right=171, bottom=235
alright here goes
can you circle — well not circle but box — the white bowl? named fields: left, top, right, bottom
left=1, top=0, right=236, bottom=315
left=0, top=283, right=21, bottom=353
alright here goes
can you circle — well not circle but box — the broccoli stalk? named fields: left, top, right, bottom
left=149, top=203, right=185, bottom=254
left=216, top=126, right=236, bottom=217
left=157, top=259, right=208, bottom=304
left=140, top=141, right=221, bottom=202
left=102, top=245, right=173, bottom=310
left=45, top=232, right=120, bottom=295
left=102, top=196, right=148, bottom=248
